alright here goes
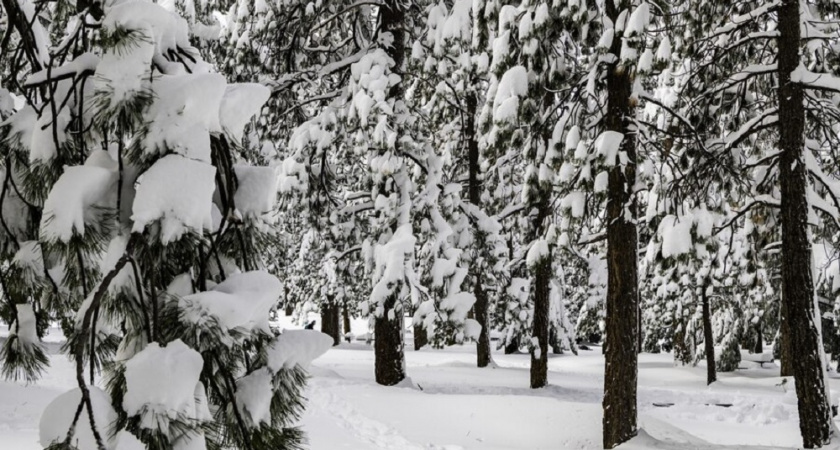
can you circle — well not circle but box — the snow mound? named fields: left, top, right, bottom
left=266, top=330, right=333, bottom=371
left=123, top=339, right=204, bottom=428
left=39, top=386, right=117, bottom=449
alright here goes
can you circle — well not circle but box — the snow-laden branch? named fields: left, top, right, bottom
left=791, top=64, right=840, bottom=93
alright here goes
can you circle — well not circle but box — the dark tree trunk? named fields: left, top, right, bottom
left=754, top=320, right=763, bottom=354
left=673, top=317, right=690, bottom=366
left=602, top=2, right=639, bottom=446
left=467, top=91, right=492, bottom=368
left=504, top=335, right=520, bottom=354
left=342, top=302, right=351, bottom=338
left=701, top=287, right=716, bottom=385
left=373, top=0, right=407, bottom=387
left=283, top=284, right=293, bottom=316
left=320, top=300, right=340, bottom=346
left=474, top=280, right=492, bottom=366
left=778, top=1, right=831, bottom=446
left=530, top=257, right=550, bottom=388
left=374, top=294, right=405, bottom=385
left=413, top=323, right=427, bottom=350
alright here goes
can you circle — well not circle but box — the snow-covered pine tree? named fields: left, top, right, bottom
left=672, top=0, right=840, bottom=445
left=411, top=0, right=507, bottom=366
left=479, top=0, right=581, bottom=388
left=0, top=0, right=334, bottom=449
left=551, top=1, right=665, bottom=445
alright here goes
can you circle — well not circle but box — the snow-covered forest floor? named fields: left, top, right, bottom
left=1, top=318, right=834, bottom=450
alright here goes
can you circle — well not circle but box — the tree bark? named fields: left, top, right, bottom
left=754, top=320, right=763, bottom=354
left=701, top=287, right=716, bottom=385
left=777, top=1, right=831, bottom=446
left=320, top=300, right=340, bottom=346
left=780, top=299, right=794, bottom=376
left=373, top=0, right=407, bottom=387
left=602, top=1, right=639, bottom=446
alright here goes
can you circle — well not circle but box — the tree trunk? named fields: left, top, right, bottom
left=603, top=2, right=639, bottom=446
left=374, top=294, right=405, bottom=385
left=530, top=257, right=550, bottom=388
left=283, top=284, right=293, bottom=316
left=754, top=320, right=763, bottom=354
left=778, top=1, right=831, bottom=446
left=701, top=287, right=716, bottom=385
left=342, top=302, right=351, bottom=339
left=504, top=335, right=520, bottom=354
left=467, top=90, right=492, bottom=368
left=413, top=323, right=427, bottom=350
left=373, top=0, right=407, bottom=387
left=320, top=300, right=340, bottom=346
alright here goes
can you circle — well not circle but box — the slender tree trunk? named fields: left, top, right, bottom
left=603, top=2, right=639, bottom=446
left=701, top=287, right=716, bottom=385
left=467, top=91, right=492, bottom=368
left=284, top=284, right=293, bottom=316
left=530, top=257, right=550, bottom=388
left=778, top=1, right=831, bottom=446
left=754, top=320, right=763, bottom=354
left=373, top=0, right=407, bottom=387
left=673, top=318, right=690, bottom=366
left=342, top=302, right=351, bottom=339
left=320, top=299, right=340, bottom=346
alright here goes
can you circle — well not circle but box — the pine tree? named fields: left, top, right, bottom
left=0, top=1, right=333, bottom=449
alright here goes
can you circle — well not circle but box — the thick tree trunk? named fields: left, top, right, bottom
left=530, top=257, right=550, bottom=388
left=374, top=294, right=406, bottom=385
left=603, top=2, right=639, bottom=446
left=373, top=0, right=407, bottom=387
left=701, top=287, right=716, bottom=385
left=320, top=300, right=340, bottom=346
left=754, top=320, right=763, bottom=354
left=467, top=91, right=492, bottom=368
left=778, top=1, right=831, bottom=446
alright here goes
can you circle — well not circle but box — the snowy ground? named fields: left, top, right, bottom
left=2, top=320, right=838, bottom=449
